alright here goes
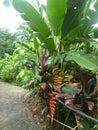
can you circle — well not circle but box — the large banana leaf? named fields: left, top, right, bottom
left=47, top=0, right=67, bottom=36
left=13, top=0, right=55, bottom=54
left=78, top=0, right=98, bottom=37
left=61, top=0, right=89, bottom=39
left=70, top=53, right=98, bottom=72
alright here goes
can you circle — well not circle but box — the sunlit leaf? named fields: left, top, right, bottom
left=33, top=36, right=40, bottom=50
left=13, top=0, right=50, bottom=37
left=47, top=0, right=67, bottom=35
left=71, top=54, right=98, bottom=72
left=93, top=124, right=98, bottom=129
left=13, top=0, right=55, bottom=54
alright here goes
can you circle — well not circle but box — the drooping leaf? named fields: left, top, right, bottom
left=70, top=54, right=98, bottom=72
left=13, top=0, right=50, bottom=37
left=13, top=0, right=55, bottom=54
left=47, top=0, right=67, bottom=36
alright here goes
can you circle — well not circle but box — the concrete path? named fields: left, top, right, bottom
left=0, top=81, right=40, bottom=130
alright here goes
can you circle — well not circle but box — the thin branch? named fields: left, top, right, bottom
left=48, top=116, right=74, bottom=130
left=75, top=114, right=81, bottom=130
left=73, top=125, right=78, bottom=130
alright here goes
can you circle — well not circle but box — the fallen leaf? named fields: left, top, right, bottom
left=39, top=82, right=47, bottom=90
left=22, top=79, right=34, bottom=88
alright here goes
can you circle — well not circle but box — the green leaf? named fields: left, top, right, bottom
left=94, top=1, right=98, bottom=12
left=93, top=27, right=98, bottom=38
left=79, top=119, right=89, bottom=130
left=13, top=0, right=55, bottom=54
left=61, top=86, right=79, bottom=95
left=33, top=36, right=39, bottom=50
left=13, top=0, right=50, bottom=37
left=46, top=37, right=55, bottom=54
left=71, top=54, right=98, bottom=71
left=93, top=124, right=98, bottom=130
left=88, top=9, right=98, bottom=24
left=47, top=0, right=67, bottom=36
left=61, top=0, right=88, bottom=39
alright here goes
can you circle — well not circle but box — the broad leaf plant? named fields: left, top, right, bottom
left=13, top=0, right=98, bottom=129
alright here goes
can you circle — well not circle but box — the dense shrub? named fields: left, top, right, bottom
left=0, top=28, right=16, bottom=58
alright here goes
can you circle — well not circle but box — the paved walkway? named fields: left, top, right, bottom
left=0, top=81, right=40, bottom=130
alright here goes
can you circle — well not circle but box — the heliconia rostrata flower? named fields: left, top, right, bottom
left=49, top=67, right=63, bottom=123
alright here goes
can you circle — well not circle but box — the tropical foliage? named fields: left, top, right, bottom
left=0, top=28, right=16, bottom=58
left=0, top=26, right=40, bottom=86
left=13, top=0, right=98, bottom=71
left=0, top=0, right=98, bottom=129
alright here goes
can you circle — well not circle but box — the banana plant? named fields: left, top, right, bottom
left=13, top=0, right=98, bottom=71
left=12, top=0, right=98, bottom=127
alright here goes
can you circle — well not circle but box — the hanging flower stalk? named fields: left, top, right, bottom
left=49, top=67, right=63, bottom=123
left=53, top=67, right=63, bottom=88
left=49, top=91, right=58, bottom=124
